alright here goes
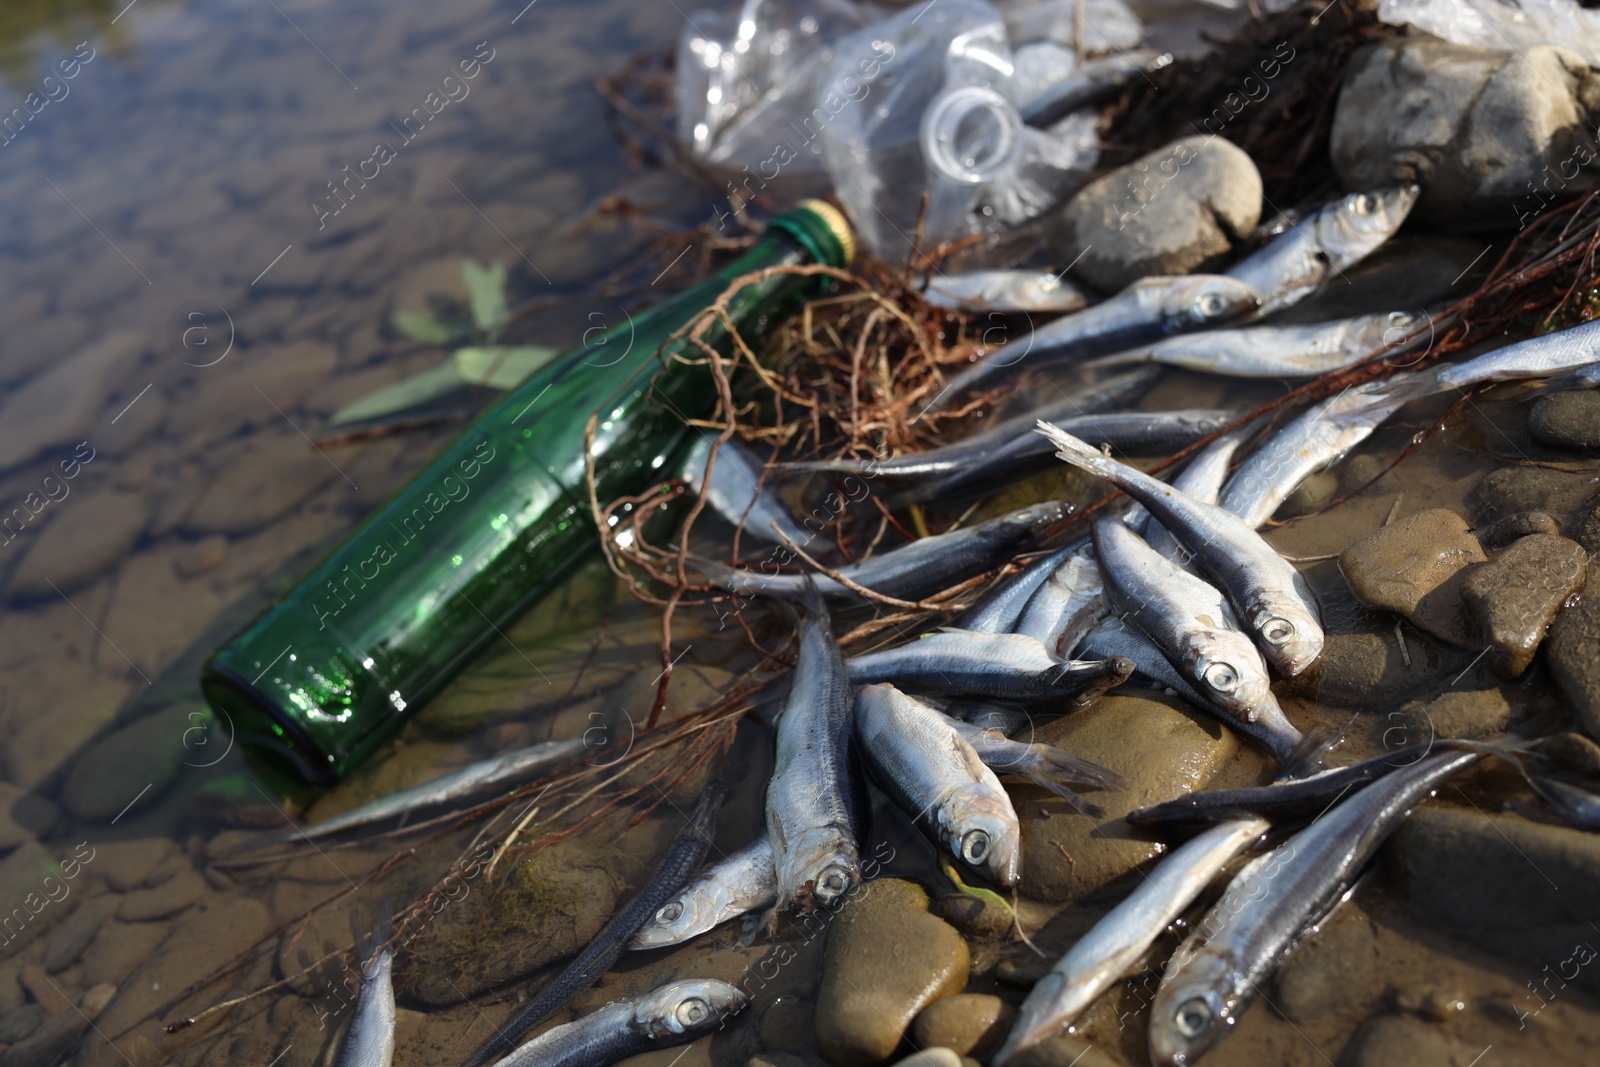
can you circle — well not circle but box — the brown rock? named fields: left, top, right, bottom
left=912, top=995, right=1014, bottom=1059
left=1548, top=597, right=1600, bottom=741
left=1339, top=509, right=1486, bottom=645
left=1018, top=693, right=1237, bottom=903
left=80, top=920, right=169, bottom=989
left=91, top=839, right=177, bottom=893
left=1460, top=534, right=1587, bottom=676
left=173, top=535, right=228, bottom=578
left=181, top=439, right=339, bottom=535
left=815, top=879, right=970, bottom=1067
left=6, top=490, right=150, bottom=600
left=115, top=865, right=205, bottom=921
left=1341, top=1015, right=1463, bottom=1067
left=1281, top=630, right=1476, bottom=709
left=1273, top=911, right=1379, bottom=1023
left=1394, top=688, right=1511, bottom=742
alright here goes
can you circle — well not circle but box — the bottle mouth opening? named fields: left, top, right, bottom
left=201, top=662, right=340, bottom=784
left=921, top=86, right=1022, bottom=185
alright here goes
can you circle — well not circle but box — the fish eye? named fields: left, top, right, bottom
left=961, top=829, right=990, bottom=864
left=1352, top=193, right=1377, bottom=215
left=1388, top=311, right=1414, bottom=327
left=1175, top=996, right=1213, bottom=1038
left=1261, top=617, right=1295, bottom=645
left=816, top=865, right=851, bottom=902
left=1195, top=292, right=1227, bottom=318
left=1203, top=662, right=1239, bottom=693
left=675, top=996, right=710, bottom=1028
left=654, top=901, right=684, bottom=925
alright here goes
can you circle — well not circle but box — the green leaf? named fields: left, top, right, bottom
left=453, top=346, right=559, bottom=390
left=328, top=362, right=472, bottom=426
left=393, top=309, right=470, bottom=346
left=940, top=858, right=1014, bottom=918
left=461, top=260, right=510, bottom=334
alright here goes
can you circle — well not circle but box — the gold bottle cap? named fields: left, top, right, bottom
left=795, top=199, right=856, bottom=267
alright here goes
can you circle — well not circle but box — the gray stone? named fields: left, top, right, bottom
left=0, top=1003, right=44, bottom=1044
left=912, top=995, right=1014, bottom=1059
left=0, top=843, right=80, bottom=954
left=60, top=705, right=192, bottom=824
left=1578, top=501, right=1600, bottom=557
left=182, top=439, right=340, bottom=535
left=90, top=838, right=176, bottom=893
left=1339, top=509, right=1485, bottom=645
left=1332, top=38, right=1600, bottom=226
left=1386, top=806, right=1600, bottom=994
left=887, top=1052, right=962, bottom=1067
left=42, top=898, right=111, bottom=973
left=1531, top=391, right=1600, bottom=453
left=5, top=490, right=150, bottom=600
left=0, top=1005, right=91, bottom=1067
left=815, top=879, right=970, bottom=1067
left=1051, top=135, right=1262, bottom=292
left=0, top=783, right=57, bottom=852
left=1273, top=912, right=1378, bottom=1023
left=1396, top=688, right=1511, bottom=742
left=2, top=678, right=131, bottom=790
left=0, top=331, right=145, bottom=471
left=79, top=919, right=168, bottom=989
left=1018, top=692, right=1237, bottom=903
left=115, top=865, right=204, bottom=922
left=1547, top=597, right=1600, bottom=740
left=1460, top=534, right=1587, bottom=676
left=1340, top=1015, right=1462, bottom=1067
left=1471, top=466, right=1595, bottom=525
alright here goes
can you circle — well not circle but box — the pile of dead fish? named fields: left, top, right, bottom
left=300, top=182, right=1600, bottom=1067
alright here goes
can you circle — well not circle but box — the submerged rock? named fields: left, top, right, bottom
left=1273, top=911, right=1379, bottom=1024
left=1547, top=598, right=1600, bottom=741
left=60, top=705, right=193, bottom=823
left=5, top=490, right=150, bottom=601
left=1282, top=629, right=1473, bottom=709
left=1018, top=692, right=1237, bottom=903
left=912, top=994, right=1014, bottom=1059
left=1531, top=391, right=1600, bottom=453
left=1050, top=135, right=1262, bottom=291
left=182, top=441, right=339, bottom=535
left=1471, top=466, right=1595, bottom=525
left=815, top=879, right=969, bottom=1067
left=1478, top=510, right=1561, bottom=549
left=1394, top=688, right=1511, bottom=742
left=1460, top=534, right=1587, bottom=676
left=1341, top=1014, right=1464, bottom=1067
left=1338, top=509, right=1486, bottom=645
left=1332, top=38, right=1600, bottom=226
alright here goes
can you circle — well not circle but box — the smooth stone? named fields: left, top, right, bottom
left=91, top=839, right=177, bottom=893
left=1547, top=597, right=1600, bottom=741
left=1478, top=511, right=1560, bottom=549
left=1471, top=466, right=1595, bottom=525
left=115, top=866, right=205, bottom=921
left=1460, top=534, right=1588, bottom=676
left=1273, top=912, right=1378, bottom=1023
left=911, top=995, right=1014, bottom=1059
left=1338, top=509, right=1486, bottom=645
left=1540, top=731, right=1600, bottom=776
left=1531, top=391, right=1600, bottom=452
left=815, top=879, right=970, bottom=1067
left=887, top=1051, right=962, bottom=1067
left=1386, top=806, right=1600, bottom=993
left=0, top=331, right=144, bottom=470
left=0, top=1005, right=91, bottom=1067
left=1277, top=470, right=1338, bottom=519
left=5, top=490, right=150, bottom=600
left=1338, top=454, right=1393, bottom=495
left=2, top=677, right=131, bottom=789
left=1281, top=630, right=1475, bottom=710
left=758, top=995, right=813, bottom=1052
left=14, top=967, right=65, bottom=1016
left=189, top=341, right=340, bottom=439
left=0, top=844, right=79, bottom=953
left=182, top=440, right=340, bottom=535
left=1578, top=501, right=1600, bottom=557
left=1332, top=38, right=1597, bottom=224
left=1340, top=1015, right=1463, bottom=1067
left=80, top=920, right=169, bottom=989
left=61, top=705, right=193, bottom=823
left=1008, top=1036, right=1125, bottom=1067
left=0, top=1004, right=44, bottom=1044
left=173, top=535, right=228, bottom=578
left=42, top=899, right=112, bottom=973
left=1395, top=689, right=1511, bottom=742
left=1018, top=693, right=1237, bottom=903
left=400, top=839, right=623, bottom=1005
left=0, top=783, right=57, bottom=851
left=0, top=963, right=23, bottom=1013
left=1050, top=135, right=1262, bottom=292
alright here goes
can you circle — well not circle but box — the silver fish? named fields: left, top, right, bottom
left=1037, top=420, right=1324, bottom=676
left=1435, top=317, right=1600, bottom=390
left=947, top=713, right=1125, bottom=817
left=629, top=837, right=777, bottom=950
left=490, top=979, right=748, bottom=1067
left=992, top=818, right=1269, bottom=1065
left=766, top=585, right=859, bottom=910
left=333, top=922, right=395, bottom=1067
left=1013, top=538, right=1106, bottom=660
left=939, top=275, right=1262, bottom=400
left=1527, top=359, right=1600, bottom=397
left=681, top=434, right=808, bottom=547
left=1226, top=186, right=1419, bottom=318
left=1020, top=50, right=1171, bottom=127
left=1148, top=750, right=1480, bottom=1067
left=1138, top=424, right=1254, bottom=563
left=1092, top=520, right=1301, bottom=762
left=1217, top=371, right=1436, bottom=530
left=920, top=270, right=1093, bottom=313
left=956, top=540, right=1088, bottom=635
left=855, top=684, right=1022, bottom=886
left=703, top=501, right=1067, bottom=603
left=1095, top=311, right=1422, bottom=378
left=287, top=737, right=592, bottom=843
left=847, top=630, right=1132, bottom=704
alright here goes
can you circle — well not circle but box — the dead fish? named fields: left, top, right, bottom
left=1435, top=317, right=1600, bottom=390
left=1226, top=186, right=1420, bottom=318
left=332, top=913, right=396, bottom=1067
left=1012, top=538, right=1106, bottom=660
left=630, top=837, right=777, bottom=950
left=1526, top=359, right=1600, bottom=397
left=855, top=684, right=1022, bottom=886
left=920, top=269, right=1093, bottom=313
left=1138, top=423, right=1256, bottom=564
left=1148, top=750, right=1481, bottom=1067
left=947, top=713, right=1125, bottom=817
left=1093, top=311, right=1424, bottom=378
left=848, top=630, right=1133, bottom=704
left=681, top=434, right=809, bottom=547
left=487, top=980, right=748, bottom=1067
left=955, top=540, right=1089, bottom=635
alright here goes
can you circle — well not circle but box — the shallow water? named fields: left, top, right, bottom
left=0, top=2, right=1596, bottom=1067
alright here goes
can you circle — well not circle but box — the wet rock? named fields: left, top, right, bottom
left=116, top=865, right=204, bottom=921
left=1578, top=501, right=1600, bottom=558
left=2, top=677, right=131, bottom=789
left=1338, top=454, right=1393, bottom=495
left=173, top=535, right=228, bottom=579
left=91, top=839, right=177, bottom=893
left=1386, top=806, right=1600, bottom=994
left=887, top=1051, right=962, bottom=1067
left=0, top=963, right=23, bottom=1013
left=5, top=490, right=151, bottom=600
left=0, top=330, right=145, bottom=470
left=1277, top=471, right=1338, bottom=519
left=1018, top=693, right=1237, bottom=903
left=1332, top=38, right=1599, bottom=225
left=182, top=440, right=340, bottom=536
left=43, top=899, right=112, bottom=973
left=1340, top=1014, right=1461, bottom=1067
left=0, top=1003, right=44, bottom=1044
left=912, top=995, right=1014, bottom=1059
left=401, top=839, right=623, bottom=1005
left=15, top=967, right=67, bottom=1016
left=1478, top=511, right=1561, bottom=550
left=80, top=920, right=169, bottom=989
left=0, top=1004, right=92, bottom=1067
left=1395, top=688, right=1511, bottom=742
left=1460, top=534, right=1587, bottom=676
left=1530, top=391, right=1600, bottom=453
left=815, top=879, right=970, bottom=1067
left=61, top=706, right=191, bottom=823
left=1471, top=466, right=1594, bottom=525
left=0, top=783, right=57, bottom=851
left=1008, top=1035, right=1125, bottom=1067
left=1338, top=509, right=1486, bottom=645
left=1285, top=631, right=1472, bottom=710
left=0, top=844, right=79, bottom=953
left=1547, top=597, right=1600, bottom=741
left=1539, top=732, right=1600, bottom=776
left=1051, top=135, right=1261, bottom=292
left=1273, top=912, right=1378, bottom=1023
left=192, top=341, right=338, bottom=426
left=759, top=995, right=813, bottom=1052
left=1391, top=984, right=1467, bottom=1022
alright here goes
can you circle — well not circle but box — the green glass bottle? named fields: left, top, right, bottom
left=202, top=201, right=854, bottom=783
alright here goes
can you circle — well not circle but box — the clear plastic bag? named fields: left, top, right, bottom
left=1375, top=0, right=1600, bottom=66
left=994, top=0, right=1143, bottom=53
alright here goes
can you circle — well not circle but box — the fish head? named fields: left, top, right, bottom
left=1163, top=276, right=1262, bottom=328
left=1148, top=951, right=1238, bottom=1066
left=1004, top=500, right=1075, bottom=540
left=1186, top=630, right=1275, bottom=722
left=630, top=889, right=717, bottom=949
left=940, top=782, right=1021, bottom=888
left=1316, top=185, right=1420, bottom=268
left=634, top=979, right=749, bottom=1040
left=1248, top=597, right=1324, bottom=677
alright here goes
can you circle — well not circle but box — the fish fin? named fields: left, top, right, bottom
left=1280, top=724, right=1338, bottom=780
left=1010, top=769, right=1105, bottom=817
left=1034, top=420, right=1114, bottom=478
left=772, top=457, right=867, bottom=475
left=1026, top=743, right=1128, bottom=791
left=690, top=554, right=741, bottom=591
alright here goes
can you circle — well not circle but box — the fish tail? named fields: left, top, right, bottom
left=1025, top=742, right=1128, bottom=791
left=1014, top=769, right=1105, bottom=817
left=1035, top=420, right=1116, bottom=479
